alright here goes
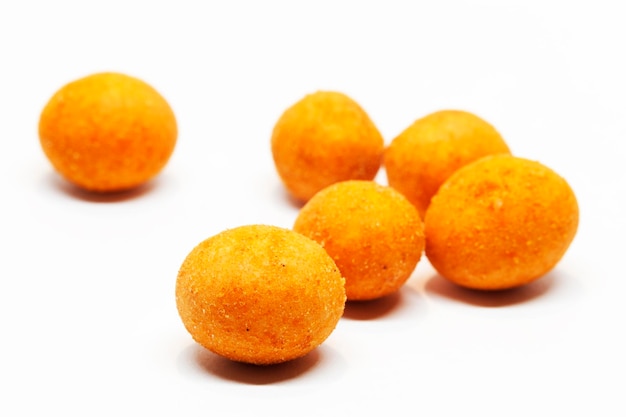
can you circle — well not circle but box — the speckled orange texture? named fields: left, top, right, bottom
left=385, top=110, right=511, bottom=217
left=175, top=225, right=346, bottom=365
left=271, top=91, right=384, bottom=202
left=425, top=155, right=579, bottom=290
left=39, top=72, right=177, bottom=192
left=293, top=180, right=425, bottom=301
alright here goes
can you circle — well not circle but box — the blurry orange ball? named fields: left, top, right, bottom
left=294, top=180, right=425, bottom=301
left=385, top=109, right=511, bottom=217
left=425, top=155, right=579, bottom=290
left=175, top=224, right=346, bottom=365
left=271, top=91, right=384, bottom=202
left=39, top=72, right=177, bottom=192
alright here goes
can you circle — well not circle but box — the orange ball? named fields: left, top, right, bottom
left=294, top=180, right=425, bottom=301
left=425, top=155, right=579, bottom=290
left=271, top=91, right=384, bottom=202
left=385, top=109, right=511, bottom=217
left=175, top=225, right=346, bottom=365
left=39, top=72, right=177, bottom=192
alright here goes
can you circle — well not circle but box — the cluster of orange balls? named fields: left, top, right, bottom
left=39, top=72, right=579, bottom=366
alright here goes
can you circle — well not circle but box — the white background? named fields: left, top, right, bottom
left=1, top=1, right=624, bottom=415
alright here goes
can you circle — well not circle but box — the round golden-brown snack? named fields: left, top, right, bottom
left=425, top=155, right=579, bottom=291
left=385, top=109, right=511, bottom=217
left=271, top=91, right=384, bottom=202
left=294, top=180, right=425, bottom=301
left=39, top=72, right=177, bottom=192
left=175, top=224, right=346, bottom=365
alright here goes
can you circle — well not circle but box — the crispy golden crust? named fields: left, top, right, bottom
left=385, top=110, right=510, bottom=217
left=39, top=72, right=177, bottom=192
left=271, top=91, right=384, bottom=202
left=175, top=225, right=346, bottom=365
left=425, top=155, right=579, bottom=290
left=294, top=180, right=425, bottom=301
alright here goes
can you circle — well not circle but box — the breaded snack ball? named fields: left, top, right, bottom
left=294, top=180, right=425, bottom=301
left=271, top=91, right=384, bottom=202
left=385, top=110, right=511, bottom=217
left=39, top=72, right=177, bottom=192
left=425, top=155, right=579, bottom=291
left=175, top=224, right=346, bottom=365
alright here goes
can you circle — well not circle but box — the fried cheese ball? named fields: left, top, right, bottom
left=39, top=72, right=177, bottom=192
left=271, top=91, right=384, bottom=202
left=385, top=109, right=511, bottom=217
left=294, top=180, right=425, bottom=301
left=175, top=225, right=346, bottom=365
left=425, top=155, right=579, bottom=291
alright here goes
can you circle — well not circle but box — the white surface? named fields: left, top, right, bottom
left=1, top=1, right=624, bottom=415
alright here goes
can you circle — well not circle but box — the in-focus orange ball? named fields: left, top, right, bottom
left=294, top=180, right=425, bottom=301
left=385, top=109, right=511, bottom=217
left=39, top=72, right=177, bottom=192
left=425, top=155, right=579, bottom=290
left=175, top=224, right=346, bottom=365
left=271, top=91, right=384, bottom=202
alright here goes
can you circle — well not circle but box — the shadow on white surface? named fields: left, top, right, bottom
left=181, top=343, right=323, bottom=385
left=43, top=171, right=163, bottom=203
left=424, top=271, right=558, bottom=307
left=341, top=284, right=425, bottom=320
left=272, top=181, right=305, bottom=211
left=342, top=291, right=404, bottom=320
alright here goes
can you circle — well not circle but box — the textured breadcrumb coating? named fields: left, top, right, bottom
left=39, top=72, right=177, bottom=192
left=271, top=91, right=384, bottom=202
left=294, top=180, right=425, bottom=301
left=425, top=155, right=579, bottom=290
left=175, top=225, right=346, bottom=365
left=385, top=109, right=510, bottom=217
